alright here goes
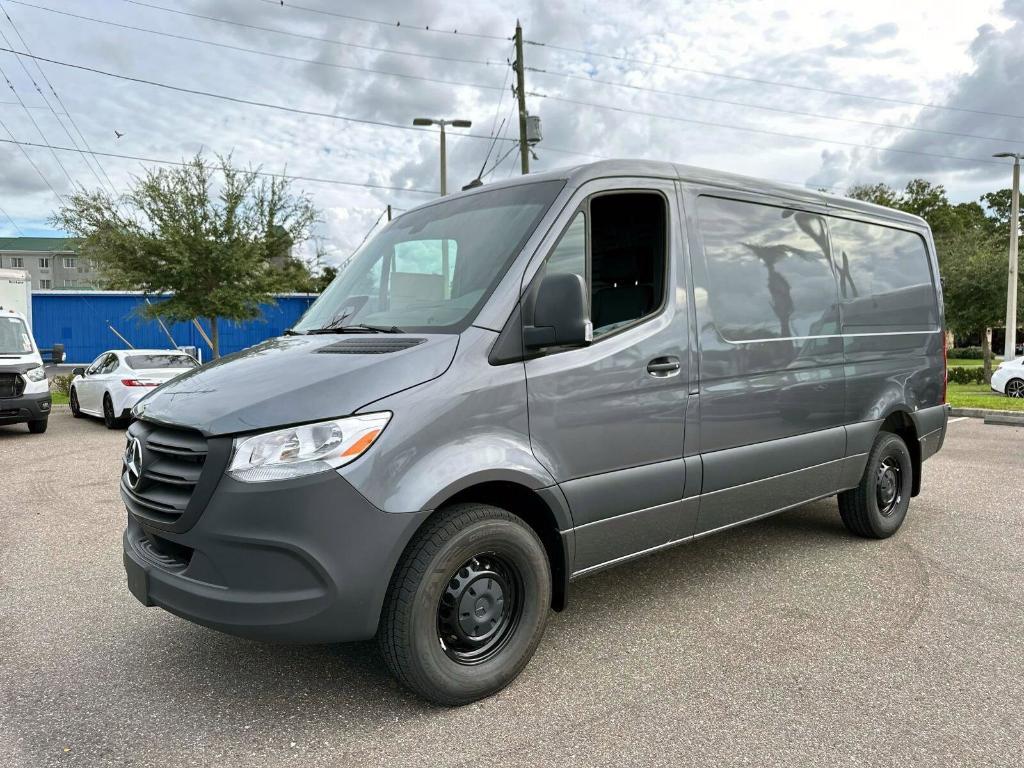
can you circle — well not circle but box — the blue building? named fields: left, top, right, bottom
left=31, top=291, right=317, bottom=364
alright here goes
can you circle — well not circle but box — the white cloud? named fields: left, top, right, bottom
left=0, top=0, right=1013, bottom=250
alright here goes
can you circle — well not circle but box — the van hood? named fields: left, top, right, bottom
left=0, top=352, right=42, bottom=372
left=133, top=333, right=459, bottom=436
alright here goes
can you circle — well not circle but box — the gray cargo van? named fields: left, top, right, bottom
left=122, top=160, right=948, bottom=705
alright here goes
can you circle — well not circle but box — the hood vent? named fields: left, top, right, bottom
left=317, top=337, right=426, bottom=355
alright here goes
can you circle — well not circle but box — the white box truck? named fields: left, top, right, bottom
left=0, top=267, right=32, bottom=326
left=0, top=269, right=52, bottom=433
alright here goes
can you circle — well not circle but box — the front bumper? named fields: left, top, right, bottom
left=0, top=390, right=51, bottom=425
left=123, top=469, right=428, bottom=643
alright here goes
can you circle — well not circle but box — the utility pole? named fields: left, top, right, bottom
left=386, top=204, right=392, bottom=222
left=994, top=152, right=1021, bottom=360
left=514, top=20, right=529, bottom=175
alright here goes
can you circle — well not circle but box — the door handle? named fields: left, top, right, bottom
left=647, top=356, right=681, bottom=377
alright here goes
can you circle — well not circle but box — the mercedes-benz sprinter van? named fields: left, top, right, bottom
left=122, top=160, right=948, bottom=705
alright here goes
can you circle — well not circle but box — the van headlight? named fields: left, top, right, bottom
left=25, top=365, right=46, bottom=382
left=227, top=412, right=391, bottom=483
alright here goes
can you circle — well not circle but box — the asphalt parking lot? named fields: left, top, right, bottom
left=2, top=411, right=1022, bottom=767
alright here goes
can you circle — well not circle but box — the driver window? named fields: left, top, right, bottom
left=541, top=192, right=667, bottom=339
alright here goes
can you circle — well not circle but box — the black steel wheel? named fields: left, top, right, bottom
left=378, top=503, right=551, bottom=706
left=875, top=456, right=903, bottom=518
left=1007, top=378, right=1024, bottom=398
left=838, top=431, right=913, bottom=539
left=437, top=552, right=524, bottom=665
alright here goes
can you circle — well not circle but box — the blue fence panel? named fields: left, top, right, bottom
left=30, top=292, right=317, bottom=364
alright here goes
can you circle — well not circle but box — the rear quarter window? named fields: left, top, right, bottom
left=829, top=217, right=939, bottom=330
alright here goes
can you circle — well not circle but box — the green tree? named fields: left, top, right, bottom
left=52, top=153, right=318, bottom=357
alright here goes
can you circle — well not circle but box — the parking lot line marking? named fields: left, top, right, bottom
left=948, top=417, right=968, bottom=424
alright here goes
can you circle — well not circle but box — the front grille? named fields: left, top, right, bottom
left=122, top=421, right=209, bottom=527
left=0, top=372, right=24, bottom=398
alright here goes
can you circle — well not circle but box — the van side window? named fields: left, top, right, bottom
left=829, top=218, right=938, bottom=329
left=591, top=193, right=666, bottom=335
left=697, top=196, right=837, bottom=341
left=543, top=192, right=667, bottom=339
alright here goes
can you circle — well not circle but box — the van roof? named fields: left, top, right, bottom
left=422, top=159, right=928, bottom=229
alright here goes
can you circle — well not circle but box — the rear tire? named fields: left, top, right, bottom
left=838, top=431, right=913, bottom=539
left=378, top=503, right=551, bottom=706
left=27, top=418, right=48, bottom=434
left=102, top=394, right=122, bottom=429
left=69, top=387, right=82, bottom=418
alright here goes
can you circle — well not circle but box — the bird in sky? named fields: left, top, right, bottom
left=114, top=130, right=124, bottom=139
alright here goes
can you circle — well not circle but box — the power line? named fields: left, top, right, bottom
left=0, top=46, right=603, bottom=161
left=528, top=92, right=1006, bottom=167
left=117, top=0, right=502, bottom=68
left=0, top=2, right=116, bottom=194
left=529, top=65, right=1024, bottom=147
left=0, top=202, right=23, bottom=234
left=9, top=1, right=506, bottom=95
left=0, top=117, right=63, bottom=200
left=0, top=60, right=74, bottom=191
left=0, top=136, right=440, bottom=195
left=256, top=0, right=510, bottom=42
left=524, top=37, right=1024, bottom=122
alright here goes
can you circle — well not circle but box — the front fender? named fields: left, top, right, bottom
left=339, top=326, right=560, bottom=518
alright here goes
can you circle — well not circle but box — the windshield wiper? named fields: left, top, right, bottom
left=304, top=323, right=405, bottom=335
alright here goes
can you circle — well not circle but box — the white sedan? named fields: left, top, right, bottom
left=70, top=349, right=198, bottom=428
left=991, top=356, right=1024, bottom=399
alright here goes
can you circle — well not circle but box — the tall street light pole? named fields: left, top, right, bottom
left=413, top=117, right=472, bottom=196
left=994, top=152, right=1022, bottom=360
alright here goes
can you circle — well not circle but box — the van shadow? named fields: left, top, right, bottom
left=110, top=499, right=854, bottom=725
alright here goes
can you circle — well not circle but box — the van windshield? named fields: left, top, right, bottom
left=294, top=180, right=564, bottom=334
left=0, top=316, right=32, bottom=355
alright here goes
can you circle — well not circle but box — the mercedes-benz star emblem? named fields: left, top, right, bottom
left=124, top=437, right=143, bottom=489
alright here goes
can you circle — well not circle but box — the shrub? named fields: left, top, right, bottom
left=947, top=346, right=985, bottom=360
left=947, top=366, right=986, bottom=384
left=50, top=374, right=75, bottom=397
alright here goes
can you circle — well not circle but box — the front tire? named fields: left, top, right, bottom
left=27, top=418, right=48, bottom=434
left=378, top=503, right=551, bottom=706
left=1006, top=378, right=1024, bottom=398
left=838, top=431, right=913, bottom=539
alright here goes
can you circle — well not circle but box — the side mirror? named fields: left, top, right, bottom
left=51, top=343, right=65, bottom=364
left=523, top=272, right=592, bottom=350
left=72, top=367, right=86, bottom=377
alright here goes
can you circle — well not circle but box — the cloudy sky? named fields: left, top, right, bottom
left=0, top=0, right=1022, bottom=266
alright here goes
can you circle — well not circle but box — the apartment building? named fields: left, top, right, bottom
left=0, top=237, right=101, bottom=289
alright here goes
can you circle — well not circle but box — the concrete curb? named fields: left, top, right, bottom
left=949, top=407, right=1024, bottom=420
